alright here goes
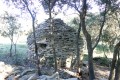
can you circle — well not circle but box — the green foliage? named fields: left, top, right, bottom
left=93, top=57, right=111, bottom=67
left=67, top=17, right=80, bottom=30
left=86, top=13, right=100, bottom=27
left=0, top=12, right=21, bottom=38
left=0, top=12, right=22, bottom=56
left=102, top=30, right=111, bottom=42
left=96, top=44, right=109, bottom=53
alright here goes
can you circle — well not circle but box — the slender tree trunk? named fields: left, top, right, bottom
left=109, top=41, right=120, bottom=80
left=81, top=15, right=95, bottom=80
left=76, top=21, right=81, bottom=72
left=80, top=0, right=108, bottom=79
left=14, top=43, right=17, bottom=57
left=14, top=44, right=16, bottom=55
left=114, top=53, right=120, bottom=80
left=102, top=40, right=107, bottom=58
left=10, top=38, right=13, bottom=57
left=48, top=0, right=57, bottom=72
left=83, top=27, right=95, bottom=79
left=88, top=46, right=95, bottom=80
left=81, top=23, right=95, bottom=80
left=53, top=46, right=57, bottom=72
left=32, top=18, right=41, bottom=75
left=22, top=0, right=41, bottom=75
left=10, top=42, right=12, bottom=57
left=14, top=43, right=17, bottom=64
left=81, top=0, right=95, bottom=79
left=14, top=34, right=19, bottom=56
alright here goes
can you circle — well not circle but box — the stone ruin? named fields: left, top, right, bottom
left=27, top=18, right=83, bottom=68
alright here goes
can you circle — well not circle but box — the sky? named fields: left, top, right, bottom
left=0, top=0, right=120, bottom=29
left=0, top=0, right=100, bottom=30
left=1, top=2, right=48, bottom=31
left=0, top=0, right=114, bottom=43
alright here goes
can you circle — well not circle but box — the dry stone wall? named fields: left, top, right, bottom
left=27, top=19, right=83, bottom=67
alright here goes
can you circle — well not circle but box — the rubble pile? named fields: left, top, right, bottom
left=0, top=61, right=13, bottom=80
left=0, top=61, right=107, bottom=80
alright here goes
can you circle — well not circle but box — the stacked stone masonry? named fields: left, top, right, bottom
left=27, top=19, right=83, bottom=67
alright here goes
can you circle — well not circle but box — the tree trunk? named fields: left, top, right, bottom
left=109, top=41, right=120, bottom=80
left=14, top=43, right=17, bottom=56
left=80, top=0, right=95, bottom=79
left=32, top=18, right=41, bottom=75
left=14, top=43, right=17, bottom=64
left=76, top=22, right=81, bottom=72
left=114, top=53, right=120, bottom=80
left=81, top=15, right=95, bottom=80
left=10, top=38, right=13, bottom=57
left=88, top=45, right=95, bottom=80
left=82, top=24, right=95, bottom=80
left=48, top=0, right=57, bottom=72
left=114, top=41, right=120, bottom=80
left=83, top=29, right=95, bottom=80
left=22, top=0, right=41, bottom=76
left=53, top=46, right=57, bottom=72
left=14, top=34, right=19, bottom=56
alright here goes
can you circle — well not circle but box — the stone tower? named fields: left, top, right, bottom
left=27, top=19, right=83, bottom=68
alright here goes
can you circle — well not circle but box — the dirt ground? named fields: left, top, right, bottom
left=95, top=64, right=110, bottom=79
left=0, top=60, right=110, bottom=80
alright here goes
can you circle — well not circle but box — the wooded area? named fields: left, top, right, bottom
left=0, top=0, right=120, bottom=80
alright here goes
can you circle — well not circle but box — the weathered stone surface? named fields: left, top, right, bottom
left=27, top=18, right=83, bottom=68
left=39, top=72, right=78, bottom=80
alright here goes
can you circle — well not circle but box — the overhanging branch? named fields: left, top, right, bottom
left=22, top=0, right=35, bottom=20
left=92, top=4, right=108, bottom=50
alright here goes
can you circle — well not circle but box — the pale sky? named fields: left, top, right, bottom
left=0, top=0, right=120, bottom=28
left=0, top=0, right=48, bottom=32
left=0, top=0, right=115, bottom=43
left=0, top=0, right=100, bottom=30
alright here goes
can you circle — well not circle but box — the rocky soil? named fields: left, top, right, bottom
left=0, top=61, right=109, bottom=80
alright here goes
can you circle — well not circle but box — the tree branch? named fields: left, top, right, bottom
left=115, top=12, right=120, bottom=26
left=22, top=0, right=35, bottom=20
left=92, top=4, right=108, bottom=50
left=22, top=0, right=41, bottom=75
left=74, top=1, right=80, bottom=13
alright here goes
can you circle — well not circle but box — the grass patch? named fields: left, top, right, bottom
left=0, top=43, right=28, bottom=65
left=17, top=44, right=27, bottom=48
left=0, top=43, right=27, bottom=54
left=93, top=57, right=111, bottom=67
left=16, top=44, right=27, bottom=55
left=0, top=44, right=10, bottom=54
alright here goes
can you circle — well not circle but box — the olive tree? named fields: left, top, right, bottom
left=4, top=0, right=42, bottom=75
left=59, top=0, right=110, bottom=79
left=108, top=1, right=120, bottom=79
left=0, top=12, right=21, bottom=57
